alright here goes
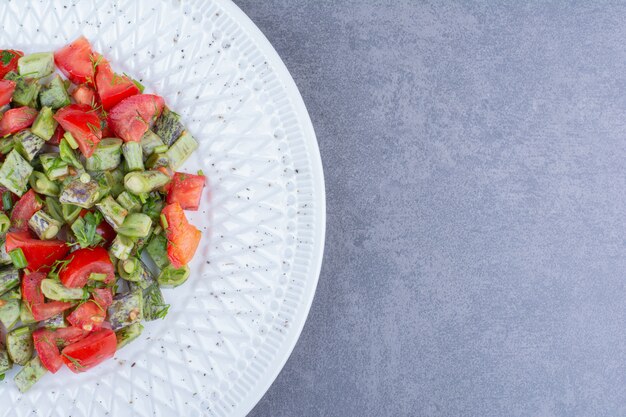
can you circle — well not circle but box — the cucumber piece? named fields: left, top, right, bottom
left=157, top=265, right=190, bottom=288
left=18, top=53, right=54, bottom=79
left=115, top=322, right=144, bottom=349
left=107, top=290, right=143, bottom=331
left=142, top=284, right=169, bottom=321
left=19, top=302, right=35, bottom=324
left=39, top=312, right=67, bottom=329
left=14, top=356, right=47, bottom=393
left=117, top=213, right=152, bottom=238
left=59, top=177, right=100, bottom=208
left=95, top=195, right=128, bottom=230
left=0, top=267, right=19, bottom=297
left=116, top=191, right=141, bottom=213
left=30, top=107, right=57, bottom=141
left=165, top=131, right=198, bottom=170
left=28, top=210, right=62, bottom=240
left=85, top=138, right=123, bottom=171
left=122, top=141, right=143, bottom=172
left=40, top=154, right=69, bottom=180
left=6, top=326, right=33, bottom=366
left=110, top=234, right=134, bottom=260
left=29, top=171, right=60, bottom=196
left=59, top=138, right=84, bottom=171
left=128, top=260, right=157, bottom=291
left=124, top=170, right=170, bottom=194
left=40, top=279, right=87, bottom=301
left=61, top=203, right=82, bottom=224
left=44, top=197, right=64, bottom=224
left=39, top=75, right=70, bottom=110
left=145, top=152, right=169, bottom=169
left=0, top=136, right=14, bottom=155
left=153, top=107, right=184, bottom=147
left=104, top=167, right=125, bottom=198
left=5, top=72, right=40, bottom=108
left=0, top=239, right=11, bottom=265
left=140, top=130, right=165, bottom=157
left=0, top=212, right=9, bottom=234
left=146, top=233, right=169, bottom=269
left=0, top=149, right=34, bottom=196
left=13, top=130, right=45, bottom=162
left=0, top=299, right=20, bottom=330
left=0, top=344, right=12, bottom=375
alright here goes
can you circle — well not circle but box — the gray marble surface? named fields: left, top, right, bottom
left=236, top=1, right=626, bottom=416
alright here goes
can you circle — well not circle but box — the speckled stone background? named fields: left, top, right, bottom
left=237, top=1, right=626, bottom=416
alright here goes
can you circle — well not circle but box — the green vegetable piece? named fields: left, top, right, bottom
left=146, top=234, right=169, bottom=269
left=106, top=167, right=126, bottom=198
left=0, top=137, right=14, bottom=155
left=61, top=203, right=82, bottom=224
left=153, top=107, right=185, bottom=147
left=0, top=344, right=12, bottom=375
left=0, top=298, right=20, bottom=330
left=59, top=178, right=100, bottom=208
left=9, top=248, right=27, bottom=268
left=142, top=284, right=170, bottom=321
left=165, top=131, right=198, bottom=170
left=28, top=209, right=62, bottom=240
left=0, top=212, right=9, bottom=234
left=158, top=264, right=190, bottom=288
left=107, top=290, right=143, bottom=331
left=0, top=239, right=11, bottom=265
left=117, top=213, right=152, bottom=238
left=44, top=197, right=64, bottom=224
left=7, top=326, right=33, bottom=366
left=70, top=211, right=104, bottom=248
left=14, top=356, right=47, bottom=393
left=59, top=138, right=84, bottom=171
left=18, top=52, right=54, bottom=79
left=39, top=312, right=67, bottom=329
left=39, top=75, right=70, bottom=110
left=30, top=107, right=57, bottom=140
left=110, top=234, right=134, bottom=260
left=63, top=131, right=79, bottom=149
left=40, top=153, right=69, bottom=180
left=5, top=72, right=40, bottom=107
left=124, top=170, right=170, bottom=194
left=122, top=141, right=144, bottom=172
left=95, top=195, right=127, bottom=230
left=13, top=130, right=45, bottom=162
left=40, top=279, right=87, bottom=301
left=85, top=138, right=123, bottom=171
left=140, top=130, right=165, bottom=158
left=0, top=267, right=19, bottom=296
left=20, top=302, right=35, bottom=324
left=29, top=171, right=60, bottom=197
left=116, top=191, right=141, bottom=213
left=115, top=322, right=144, bottom=350
left=118, top=257, right=141, bottom=282
left=128, top=260, right=157, bottom=291
left=0, top=149, right=34, bottom=196
left=145, top=152, right=169, bottom=169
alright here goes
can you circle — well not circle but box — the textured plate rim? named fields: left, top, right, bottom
left=220, top=1, right=326, bottom=415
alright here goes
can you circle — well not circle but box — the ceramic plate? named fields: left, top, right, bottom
left=0, top=0, right=325, bottom=416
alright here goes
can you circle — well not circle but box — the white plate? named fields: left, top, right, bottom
left=0, top=1, right=325, bottom=416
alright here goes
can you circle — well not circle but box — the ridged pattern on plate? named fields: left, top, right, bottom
left=0, top=1, right=325, bottom=416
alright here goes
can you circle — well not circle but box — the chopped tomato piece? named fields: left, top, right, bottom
left=10, top=189, right=42, bottom=232
left=92, top=288, right=113, bottom=310
left=161, top=202, right=202, bottom=268
left=108, top=94, right=164, bottom=142
left=49, top=124, right=65, bottom=146
left=6, top=231, right=70, bottom=272
left=72, top=84, right=96, bottom=106
left=67, top=300, right=106, bottom=332
left=53, top=326, right=89, bottom=347
left=0, top=50, right=23, bottom=79
left=166, top=172, right=206, bottom=211
left=95, top=61, right=140, bottom=111
left=33, top=328, right=64, bottom=373
left=54, top=104, right=102, bottom=157
left=54, top=37, right=96, bottom=85
left=21, top=272, right=73, bottom=321
left=59, top=246, right=115, bottom=288
left=0, top=79, right=16, bottom=107
left=0, top=106, right=38, bottom=137
left=61, top=328, right=117, bottom=373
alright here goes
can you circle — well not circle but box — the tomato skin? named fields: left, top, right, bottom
left=61, top=328, right=117, bottom=373
left=67, top=300, right=106, bottom=331
left=54, top=37, right=95, bottom=85
left=0, top=79, right=16, bottom=107
left=6, top=231, right=70, bottom=272
left=95, top=61, right=140, bottom=111
left=53, top=326, right=89, bottom=347
left=49, top=124, right=64, bottom=146
left=54, top=104, right=102, bottom=157
left=108, top=94, right=165, bottom=142
left=92, top=288, right=113, bottom=309
left=21, top=272, right=73, bottom=321
left=33, top=328, right=64, bottom=373
left=0, top=50, right=23, bottom=79
left=0, top=106, right=38, bottom=137
left=161, top=202, right=201, bottom=268
left=59, top=246, right=115, bottom=288
left=72, top=84, right=96, bottom=106
left=10, top=189, right=42, bottom=232
left=166, top=173, right=206, bottom=211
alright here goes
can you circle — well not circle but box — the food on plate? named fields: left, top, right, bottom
left=0, top=38, right=206, bottom=391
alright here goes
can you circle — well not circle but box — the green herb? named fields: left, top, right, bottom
left=71, top=211, right=104, bottom=248
left=0, top=50, right=15, bottom=66
left=9, top=249, right=27, bottom=269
